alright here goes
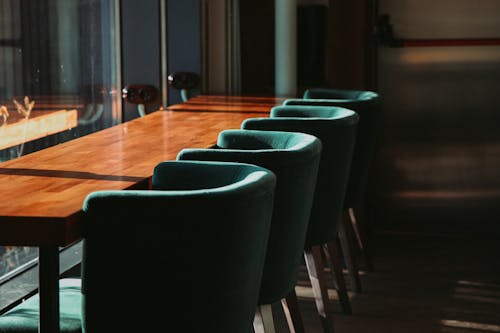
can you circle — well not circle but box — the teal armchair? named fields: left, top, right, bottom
left=242, top=105, right=358, bottom=332
left=177, top=129, right=321, bottom=333
left=0, top=160, right=276, bottom=333
left=285, top=88, right=382, bottom=280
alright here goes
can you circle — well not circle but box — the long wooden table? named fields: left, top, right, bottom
left=0, top=95, right=280, bottom=333
left=167, top=94, right=285, bottom=113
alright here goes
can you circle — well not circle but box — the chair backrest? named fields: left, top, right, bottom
left=81, top=160, right=276, bottom=333
left=177, top=130, right=321, bottom=305
left=242, top=106, right=359, bottom=248
left=284, top=88, right=381, bottom=207
left=167, top=71, right=201, bottom=102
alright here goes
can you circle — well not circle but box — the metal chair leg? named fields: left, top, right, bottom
left=324, top=240, right=352, bottom=314
left=254, top=304, right=276, bottom=333
left=338, top=211, right=362, bottom=293
left=304, top=246, right=336, bottom=333
left=348, top=207, right=374, bottom=272
left=281, top=289, right=305, bottom=333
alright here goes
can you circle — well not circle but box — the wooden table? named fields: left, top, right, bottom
left=0, top=96, right=279, bottom=333
left=166, top=94, right=286, bottom=113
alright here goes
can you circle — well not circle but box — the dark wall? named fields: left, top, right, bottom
left=373, top=0, right=500, bottom=234
left=239, top=0, right=275, bottom=95
left=239, top=2, right=370, bottom=96
left=20, top=0, right=52, bottom=95
left=166, top=0, right=201, bottom=105
left=120, top=0, right=202, bottom=112
left=121, top=0, right=161, bottom=120
left=297, top=5, right=328, bottom=92
left=327, top=1, right=372, bottom=90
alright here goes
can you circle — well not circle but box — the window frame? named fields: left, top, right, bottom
left=0, top=0, right=175, bottom=312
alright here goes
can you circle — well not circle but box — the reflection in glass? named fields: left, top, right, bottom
left=0, top=0, right=120, bottom=280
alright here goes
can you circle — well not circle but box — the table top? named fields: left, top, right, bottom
left=166, top=94, right=286, bottom=113
left=0, top=108, right=269, bottom=247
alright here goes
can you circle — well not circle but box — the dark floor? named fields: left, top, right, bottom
left=271, top=210, right=500, bottom=333
left=276, top=39, right=500, bottom=331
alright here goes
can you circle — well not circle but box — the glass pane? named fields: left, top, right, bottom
left=0, top=0, right=120, bottom=279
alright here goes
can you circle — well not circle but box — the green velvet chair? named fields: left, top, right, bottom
left=0, top=279, right=83, bottom=333
left=242, top=105, right=358, bottom=333
left=284, top=88, right=381, bottom=290
left=0, top=160, right=276, bottom=333
left=177, top=130, right=322, bottom=333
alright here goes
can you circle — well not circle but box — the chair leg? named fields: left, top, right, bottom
left=348, top=207, right=374, bottom=272
left=324, top=240, right=352, bottom=314
left=254, top=304, right=276, bottom=333
left=281, top=289, right=305, bottom=333
left=338, top=211, right=362, bottom=293
left=304, top=246, right=336, bottom=333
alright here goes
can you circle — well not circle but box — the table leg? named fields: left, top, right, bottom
left=38, top=246, right=60, bottom=333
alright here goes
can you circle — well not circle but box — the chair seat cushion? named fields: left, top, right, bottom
left=0, top=278, right=82, bottom=333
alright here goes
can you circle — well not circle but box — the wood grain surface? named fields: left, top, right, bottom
left=166, top=94, right=285, bottom=113
left=0, top=108, right=267, bottom=246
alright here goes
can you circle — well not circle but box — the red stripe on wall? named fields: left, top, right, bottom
left=402, top=38, right=500, bottom=47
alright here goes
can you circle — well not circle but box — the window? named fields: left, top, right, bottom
left=0, top=1, right=207, bottom=302
left=0, top=0, right=120, bottom=283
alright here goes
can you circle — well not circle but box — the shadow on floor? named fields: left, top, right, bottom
left=272, top=230, right=500, bottom=332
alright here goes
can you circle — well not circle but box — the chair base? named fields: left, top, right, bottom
left=324, top=240, right=352, bottom=314
left=304, top=246, right=336, bottom=333
left=254, top=304, right=276, bottom=333
left=254, top=289, right=305, bottom=333
left=348, top=206, right=375, bottom=272
left=338, top=211, right=363, bottom=293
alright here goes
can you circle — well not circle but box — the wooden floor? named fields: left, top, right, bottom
left=272, top=227, right=500, bottom=332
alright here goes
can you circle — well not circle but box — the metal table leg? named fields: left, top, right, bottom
left=38, top=246, right=60, bottom=333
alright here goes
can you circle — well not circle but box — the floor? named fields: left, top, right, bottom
left=271, top=209, right=500, bottom=333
